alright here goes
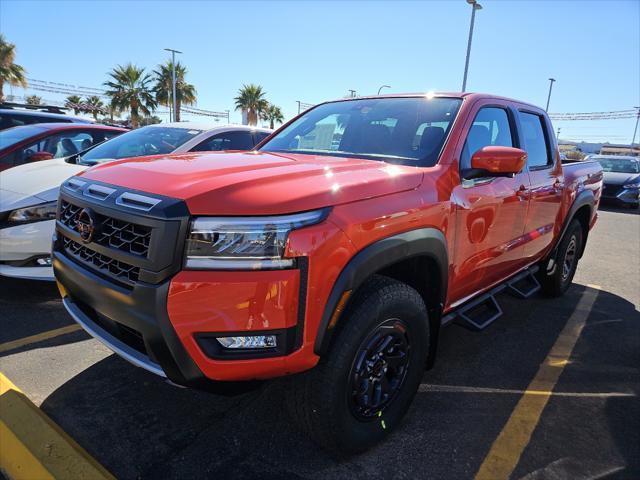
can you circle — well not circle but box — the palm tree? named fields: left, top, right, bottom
left=261, top=103, right=284, bottom=129
left=104, top=64, right=156, bottom=128
left=0, top=34, right=27, bottom=103
left=234, top=84, right=268, bottom=126
left=25, top=95, right=42, bottom=105
left=84, top=95, right=104, bottom=120
left=153, top=61, right=196, bottom=122
left=65, top=95, right=83, bottom=115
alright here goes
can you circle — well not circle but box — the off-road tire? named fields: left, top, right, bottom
left=287, top=275, right=430, bottom=455
left=539, top=219, right=583, bottom=297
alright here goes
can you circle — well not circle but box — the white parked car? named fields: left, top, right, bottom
left=0, top=123, right=272, bottom=281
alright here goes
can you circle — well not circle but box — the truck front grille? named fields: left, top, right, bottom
left=59, top=200, right=152, bottom=258
left=56, top=181, right=189, bottom=287
left=63, top=237, right=140, bottom=284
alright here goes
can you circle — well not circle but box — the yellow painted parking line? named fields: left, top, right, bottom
left=419, top=383, right=634, bottom=398
left=475, top=285, right=601, bottom=480
left=0, top=324, right=82, bottom=354
left=0, top=372, right=115, bottom=480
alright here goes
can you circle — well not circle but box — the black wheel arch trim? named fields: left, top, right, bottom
left=551, top=188, right=595, bottom=260
left=313, top=227, right=448, bottom=356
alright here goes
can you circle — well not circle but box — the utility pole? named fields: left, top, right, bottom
left=348, top=89, right=356, bottom=98
left=556, top=127, right=561, bottom=141
left=545, top=78, right=556, bottom=112
left=630, top=107, right=640, bottom=155
left=164, top=48, right=182, bottom=122
left=462, top=0, right=482, bottom=92
left=297, top=101, right=301, bottom=114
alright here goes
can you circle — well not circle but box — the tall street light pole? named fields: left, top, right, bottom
left=545, top=78, right=556, bottom=112
left=462, top=0, right=482, bottom=92
left=164, top=48, right=182, bottom=123
left=377, top=85, right=391, bottom=95
left=630, top=106, right=640, bottom=155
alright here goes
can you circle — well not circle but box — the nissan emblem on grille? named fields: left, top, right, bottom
left=76, top=208, right=98, bottom=243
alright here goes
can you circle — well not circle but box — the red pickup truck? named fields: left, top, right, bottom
left=53, top=93, right=602, bottom=453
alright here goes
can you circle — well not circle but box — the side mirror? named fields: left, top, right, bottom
left=27, top=151, right=54, bottom=162
left=464, top=146, right=527, bottom=180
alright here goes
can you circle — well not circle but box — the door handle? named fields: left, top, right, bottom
left=553, top=179, right=563, bottom=193
left=516, top=185, right=529, bottom=199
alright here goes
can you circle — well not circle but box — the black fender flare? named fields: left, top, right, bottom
left=313, top=227, right=448, bottom=356
left=550, top=188, right=595, bottom=261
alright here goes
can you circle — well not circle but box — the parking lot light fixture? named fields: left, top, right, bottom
left=545, top=78, right=556, bottom=112
left=462, top=0, right=482, bottom=92
left=164, top=48, right=182, bottom=122
left=377, top=85, right=391, bottom=95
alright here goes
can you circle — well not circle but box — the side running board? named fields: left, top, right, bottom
left=506, top=266, right=541, bottom=299
left=441, top=265, right=540, bottom=331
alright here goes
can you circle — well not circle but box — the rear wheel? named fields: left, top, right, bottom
left=538, top=219, right=583, bottom=297
left=287, top=275, right=429, bottom=454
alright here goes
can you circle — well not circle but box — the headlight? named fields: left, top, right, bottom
left=184, top=209, right=329, bottom=270
left=7, top=201, right=58, bottom=223
left=623, top=183, right=640, bottom=189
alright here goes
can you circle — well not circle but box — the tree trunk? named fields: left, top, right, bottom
left=0, top=83, right=4, bottom=103
left=176, top=99, right=181, bottom=122
left=270, top=119, right=274, bottom=129
left=248, top=109, right=257, bottom=126
left=131, top=103, right=139, bottom=129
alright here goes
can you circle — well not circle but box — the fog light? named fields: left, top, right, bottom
left=36, top=257, right=52, bottom=266
left=216, top=335, right=277, bottom=349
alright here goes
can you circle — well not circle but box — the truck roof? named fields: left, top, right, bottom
left=320, top=92, right=544, bottom=112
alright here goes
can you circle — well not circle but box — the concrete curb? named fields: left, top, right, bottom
left=0, top=372, right=114, bottom=480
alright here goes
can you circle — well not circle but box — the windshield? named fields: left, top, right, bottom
left=79, top=126, right=203, bottom=165
left=0, top=125, right=48, bottom=149
left=259, top=97, right=462, bottom=167
left=597, top=158, right=640, bottom=173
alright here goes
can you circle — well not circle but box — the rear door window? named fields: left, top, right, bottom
left=519, top=112, right=551, bottom=169
left=192, top=131, right=255, bottom=152
left=254, top=132, right=271, bottom=145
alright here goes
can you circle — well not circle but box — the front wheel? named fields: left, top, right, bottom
left=287, top=275, right=430, bottom=454
left=538, top=219, right=583, bottom=297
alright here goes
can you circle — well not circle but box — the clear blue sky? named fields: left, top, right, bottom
left=2, top=0, right=638, bottom=143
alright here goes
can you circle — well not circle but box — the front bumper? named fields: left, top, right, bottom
left=0, top=219, right=55, bottom=280
left=54, top=246, right=307, bottom=384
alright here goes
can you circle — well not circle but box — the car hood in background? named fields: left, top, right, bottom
left=0, top=158, right=86, bottom=212
left=79, top=151, right=424, bottom=215
left=602, top=172, right=640, bottom=186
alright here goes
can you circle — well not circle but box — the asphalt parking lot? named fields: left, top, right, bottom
left=1, top=205, right=638, bottom=480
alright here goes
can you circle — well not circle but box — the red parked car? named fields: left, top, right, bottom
left=54, top=93, right=603, bottom=453
left=0, top=123, right=127, bottom=171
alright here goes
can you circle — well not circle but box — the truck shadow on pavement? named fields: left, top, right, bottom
left=0, top=277, right=88, bottom=352
left=37, top=284, right=639, bottom=480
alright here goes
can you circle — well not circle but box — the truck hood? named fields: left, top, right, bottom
left=602, top=171, right=639, bottom=186
left=79, top=151, right=424, bottom=215
left=0, top=158, right=86, bottom=212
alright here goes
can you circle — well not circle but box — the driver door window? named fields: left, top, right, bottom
left=460, top=107, right=514, bottom=171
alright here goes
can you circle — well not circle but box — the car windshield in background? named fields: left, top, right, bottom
left=0, top=125, right=48, bottom=149
left=597, top=158, right=640, bottom=173
left=78, top=126, right=203, bottom=165
left=259, top=97, right=463, bottom=167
